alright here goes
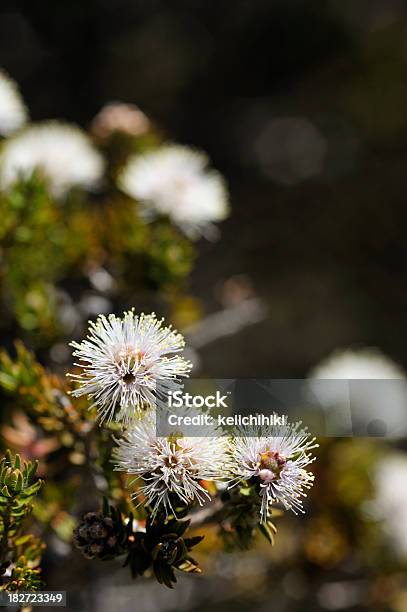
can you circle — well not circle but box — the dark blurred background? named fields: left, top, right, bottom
left=2, top=1, right=407, bottom=610
left=3, top=0, right=407, bottom=380
left=2, top=0, right=407, bottom=378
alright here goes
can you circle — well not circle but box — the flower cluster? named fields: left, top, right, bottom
left=70, top=309, right=317, bottom=524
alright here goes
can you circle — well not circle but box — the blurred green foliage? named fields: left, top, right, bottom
left=0, top=120, right=196, bottom=347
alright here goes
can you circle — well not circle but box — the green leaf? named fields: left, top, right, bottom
left=1, top=485, right=12, bottom=498
left=172, top=519, right=190, bottom=537
left=14, top=471, right=23, bottom=493
left=21, top=480, right=42, bottom=497
left=14, top=534, right=32, bottom=546
left=153, top=560, right=176, bottom=588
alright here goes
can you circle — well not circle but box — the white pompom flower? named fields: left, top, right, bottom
left=229, top=421, right=318, bottom=522
left=69, top=311, right=192, bottom=425
left=0, top=70, right=27, bottom=136
left=373, top=453, right=407, bottom=559
left=0, top=121, right=104, bottom=196
left=309, top=347, right=407, bottom=437
left=309, top=347, right=405, bottom=380
left=113, top=411, right=228, bottom=516
left=119, top=144, right=229, bottom=239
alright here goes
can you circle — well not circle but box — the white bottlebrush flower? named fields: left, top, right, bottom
left=229, top=421, right=317, bottom=522
left=373, top=453, right=407, bottom=558
left=119, top=144, right=229, bottom=239
left=0, top=122, right=104, bottom=196
left=309, top=348, right=407, bottom=436
left=69, top=311, right=192, bottom=425
left=113, top=412, right=228, bottom=516
left=0, top=70, right=27, bottom=136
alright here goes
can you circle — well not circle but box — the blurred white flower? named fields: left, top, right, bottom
left=309, top=348, right=407, bottom=436
left=0, top=70, right=27, bottom=136
left=113, top=412, right=228, bottom=516
left=69, top=311, right=192, bottom=425
left=310, top=348, right=405, bottom=380
left=373, top=453, right=407, bottom=558
left=229, top=421, right=317, bottom=522
left=0, top=122, right=104, bottom=196
left=87, top=266, right=116, bottom=294
left=119, top=144, right=229, bottom=239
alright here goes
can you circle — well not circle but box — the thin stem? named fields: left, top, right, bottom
left=188, top=497, right=223, bottom=527
left=0, top=510, right=11, bottom=564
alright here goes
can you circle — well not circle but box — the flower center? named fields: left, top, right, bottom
left=163, top=453, right=180, bottom=468
left=115, top=346, right=146, bottom=384
left=122, top=372, right=136, bottom=384
left=117, top=345, right=143, bottom=361
left=257, top=449, right=286, bottom=482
